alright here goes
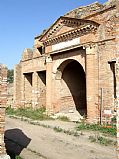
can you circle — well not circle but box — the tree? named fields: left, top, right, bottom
left=7, top=69, right=14, bottom=83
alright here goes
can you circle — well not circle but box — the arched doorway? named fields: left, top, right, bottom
left=56, top=59, right=87, bottom=117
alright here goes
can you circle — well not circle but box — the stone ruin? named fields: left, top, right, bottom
left=0, top=64, right=10, bottom=158
left=13, top=0, right=119, bottom=124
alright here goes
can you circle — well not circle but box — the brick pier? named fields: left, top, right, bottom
left=0, top=64, right=10, bottom=159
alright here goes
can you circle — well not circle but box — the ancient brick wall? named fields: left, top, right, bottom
left=13, top=0, right=119, bottom=123
left=7, top=83, right=13, bottom=107
left=13, top=48, right=46, bottom=108
left=65, top=0, right=118, bottom=120
left=51, top=48, right=86, bottom=114
left=13, top=64, right=22, bottom=108
left=37, top=71, right=46, bottom=107
left=115, top=0, right=119, bottom=158
left=89, top=1, right=117, bottom=120
left=0, top=64, right=9, bottom=157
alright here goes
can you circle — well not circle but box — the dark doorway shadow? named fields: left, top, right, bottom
left=4, top=128, right=31, bottom=159
left=62, top=60, right=87, bottom=116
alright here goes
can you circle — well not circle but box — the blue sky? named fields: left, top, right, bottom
left=0, top=0, right=107, bottom=69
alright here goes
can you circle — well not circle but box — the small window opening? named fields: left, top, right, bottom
left=24, top=73, right=33, bottom=86
left=37, top=46, right=45, bottom=55
left=37, top=71, right=46, bottom=85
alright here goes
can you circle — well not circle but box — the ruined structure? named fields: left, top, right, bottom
left=0, top=64, right=10, bottom=159
left=116, top=58, right=119, bottom=158
left=14, top=0, right=119, bottom=123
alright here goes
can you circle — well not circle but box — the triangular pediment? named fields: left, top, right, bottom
left=38, top=16, right=99, bottom=46
left=54, top=25, right=75, bottom=37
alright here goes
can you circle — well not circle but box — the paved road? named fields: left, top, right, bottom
left=5, top=117, right=117, bottom=159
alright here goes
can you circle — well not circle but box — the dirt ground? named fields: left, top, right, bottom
left=5, top=117, right=117, bottom=159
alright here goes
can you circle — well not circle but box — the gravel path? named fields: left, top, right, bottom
left=5, top=117, right=117, bottom=159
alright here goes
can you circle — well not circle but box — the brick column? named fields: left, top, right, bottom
left=21, top=72, right=25, bottom=108
left=46, top=55, right=53, bottom=114
left=13, top=64, right=22, bottom=108
left=32, top=72, right=38, bottom=109
left=0, top=65, right=10, bottom=159
left=86, top=46, right=97, bottom=123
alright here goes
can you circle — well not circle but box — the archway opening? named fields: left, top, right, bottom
left=59, top=60, right=87, bottom=116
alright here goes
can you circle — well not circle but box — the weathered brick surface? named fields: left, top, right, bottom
left=14, top=0, right=119, bottom=124
left=0, top=64, right=7, bottom=155
left=115, top=0, right=119, bottom=158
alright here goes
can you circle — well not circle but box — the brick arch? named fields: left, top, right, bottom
left=55, top=59, right=74, bottom=80
left=53, top=58, right=85, bottom=76
left=54, top=59, right=87, bottom=117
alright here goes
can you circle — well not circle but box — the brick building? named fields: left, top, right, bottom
left=14, top=0, right=119, bottom=123
left=0, top=64, right=10, bottom=159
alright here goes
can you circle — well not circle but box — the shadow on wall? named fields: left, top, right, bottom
left=62, top=60, right=87, bottom=116
left=4, top=128, right=31, bottom=159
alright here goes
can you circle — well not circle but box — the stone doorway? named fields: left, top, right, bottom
left=56, top=59, right=87, bottom=117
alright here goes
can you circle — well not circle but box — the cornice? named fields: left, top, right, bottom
left=43, top=23, right=99, bottom=46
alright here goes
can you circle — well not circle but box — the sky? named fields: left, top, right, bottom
left=0, top=0, right=107, bottom=69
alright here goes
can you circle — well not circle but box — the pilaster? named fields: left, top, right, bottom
left=13, top=64, right=22, bottom=108
left=46, top=55, right=53, bottom=114
left=32, top=72, right=38, bottom=109
left=21, top=73, right=25, bottom=108
left=86, top=45, right=98, bottom=123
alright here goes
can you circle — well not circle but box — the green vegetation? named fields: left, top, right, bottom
left=111, top=116, right=116, bottom=124
left=89, top=135, right=116, bottom=146
left=6, top=107, right=53, bottom=120
left=7, top=69, right=14, bottom=83
left=53, top=126, right=79, bottom=136
left=53, top=126, right=63, bottom=132
left=76, top=123, right=116, bottom=136
left=57, top=116, right=70, bottom=122
left=6, top=107, right=116, bottom=147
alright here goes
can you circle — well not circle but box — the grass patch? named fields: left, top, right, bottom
left=53, top=126, right=79, bottom=136
left=6, top=107, right=53, bottom=120
left=89, top=135, right=116, bottom=146
left=76, top=123, right=116, bottom=136
left=57, top=116, right=70, bottom=122
left=63, top=129, right=79, bottom=136
left=53, top=126, right=63, bottom=132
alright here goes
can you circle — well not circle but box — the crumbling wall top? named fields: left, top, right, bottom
left=0, top=64, right=7, bottom=79
left=21, top=48, right=33, bottom=61
left=64, top=0, right=116, bottom=19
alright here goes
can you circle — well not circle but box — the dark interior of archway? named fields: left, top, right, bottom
left=62, top=61, right=87, bottom=116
